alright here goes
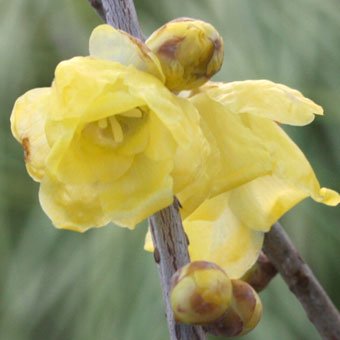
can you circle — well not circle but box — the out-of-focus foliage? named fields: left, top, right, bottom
left=0, top=0, right=339, bottom=339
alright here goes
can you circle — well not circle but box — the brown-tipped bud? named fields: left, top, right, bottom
left=170, top=261, right=232, bottom=324
left=205, top=280, right=263, bottom=337
left=146, top=18, right=224, bottom=91
left=241, top=252, right=278, bottom=292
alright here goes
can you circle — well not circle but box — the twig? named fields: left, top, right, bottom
left=88, top=1, right=206, bottom=338
left=88, top=0, right=106, bottom=21
left=149, top=198, right=206, bottom=340
left=242, top=251, right=278, bottom=292
left=88, top=0, right=144, bottom=40
left=263, top=222, right=340, bottom=340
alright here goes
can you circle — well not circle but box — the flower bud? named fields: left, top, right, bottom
left=146, top=18, right=224, bottom=91
left=170, top=261, right=232, bottom=324
left=205, top=280, right=263, bottom=337
left=232, top=280, right=263, bottom=336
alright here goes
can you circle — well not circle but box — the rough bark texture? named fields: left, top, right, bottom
left=242, top=252, right=278, bottom=292
left=88, top=1, right=206, bottom=339
left=149, top=198, right=206, bottom=340
left=263, top=222, right=340, bottom=340
left=89, top=0, right=144, bottom=39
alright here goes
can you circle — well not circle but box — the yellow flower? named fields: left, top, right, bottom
left=143, top=19, right=338, bottom=280
left=12, top=19, right=339, bottom=282
left=11, top=24, right=206, bottom=231
left=189, top=80, right=339, bottom=230
left=145, top=80, right=339, bottom=279
left=173, top=80, right=339, bottom=277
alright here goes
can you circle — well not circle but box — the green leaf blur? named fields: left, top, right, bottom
left=1, top=1, right=339, bottom=339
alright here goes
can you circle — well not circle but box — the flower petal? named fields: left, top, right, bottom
left=228, top=114, right=339, bottom=232
left=178, top=93, right=273, bottom=217
left=39, top=173, right=110, bottom=232
left=229, top=176, right=309, bottom=232
left=184, top=193, right=264, bottom=279
left=144, top=109, right=177, bottom=161
left=143, top=193, right=264, bottom=280
left=10, top=88, right=51, bottom=181
left=200, top=80, right=323, bottom=126
left=89, top=24, right=165, bottom=81
left=47, top=128, right=134, bottom=185
left=49, top=57, right=145, bottom=123
left=99, top=154, right=174, bottom=228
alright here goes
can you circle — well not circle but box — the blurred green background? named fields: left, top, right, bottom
left=1, top=0, right=339, bottom=339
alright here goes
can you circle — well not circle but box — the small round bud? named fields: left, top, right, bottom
left=146, top=18, right=224, bottom=91
left=206, top=280, right=263, bottom=337
left=232, top=280, right=262, bottom=336
left=170, top=261, right=232, bottom=324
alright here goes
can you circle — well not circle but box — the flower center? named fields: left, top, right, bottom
left=82, top=107, right=145, bottom=148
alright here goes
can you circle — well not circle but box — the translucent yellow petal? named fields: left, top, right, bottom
left=184, top=193, right=264, bottom=279
left=39, top=173, right=110, bottom=232
left=229, top=176, right=308, bottom=232
left=47, top=126, right=134, bottom=185
left=226, top=115, right=339, bottom=232
left=89, top=24, right=165, bottom=81
left=50, top=57, right=145, bottom=123
left=100, top=154, right=174, bottom=229
left=171, top=95, right=211, bottom=194
left=242, top=114, right=338, bottom=204
left=144, top=111, right=177, bottom=161
left=201, top=80, right=323, bottom=126
left=178, top=93, right=273, bottom=217
left=124, top=72, right=199, bottom=147
left=10, top=88, right=51, bottom=181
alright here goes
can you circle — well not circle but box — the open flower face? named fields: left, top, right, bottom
left=11, top=25, right=207, bottom=231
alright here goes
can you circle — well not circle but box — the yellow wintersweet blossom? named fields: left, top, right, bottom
left=11, top=24, right=207, bottom=231
left=191, top=80, right=340, bottom=227
left=138, top=18, right=339, bottom=279
left=146, top=80, right=339, bottom=278
left=176, top=80, right=339, bottom=277
left=12, top=19, right=339, bottom=281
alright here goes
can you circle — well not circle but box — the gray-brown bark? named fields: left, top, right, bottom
left=263, top=222, right=340, bottom=339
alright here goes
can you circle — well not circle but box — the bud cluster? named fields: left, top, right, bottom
left=170, top=261, right=263, bottom=337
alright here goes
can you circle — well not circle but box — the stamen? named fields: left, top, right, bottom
left=120, top=108, right=143, bottom=118
left=109, top=116, right=124, bottom=143
left=98, top=118, right=108, bottom=129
